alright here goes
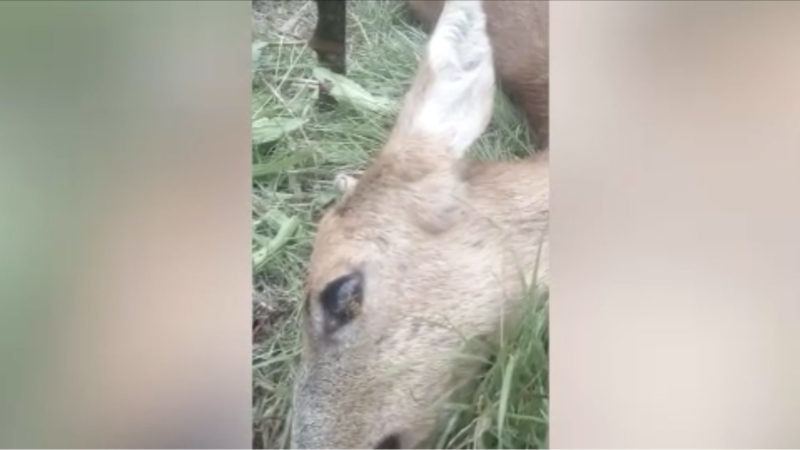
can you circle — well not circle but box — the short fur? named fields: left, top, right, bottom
left=292, top=1, right=549, bottom=448
left=407, top=0, right=549, bottom=150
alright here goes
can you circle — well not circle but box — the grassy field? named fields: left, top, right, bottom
left=252, top=1, right=548, bottom=448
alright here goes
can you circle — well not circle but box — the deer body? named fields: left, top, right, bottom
left=292, top=2, right=549, bottom=448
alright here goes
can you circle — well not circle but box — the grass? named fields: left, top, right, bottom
left=252, top=1, right=548, bottom=448
left=429, top=285, right=549, bottom=449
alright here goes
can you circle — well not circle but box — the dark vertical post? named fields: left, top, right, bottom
left=310, top=0, right=346, bottom=110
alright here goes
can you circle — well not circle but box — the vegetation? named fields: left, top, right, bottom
left=252, top=1, right=547, bottom=448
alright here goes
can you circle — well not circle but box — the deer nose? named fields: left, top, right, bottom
left=375, top=433, right=401, bottom=449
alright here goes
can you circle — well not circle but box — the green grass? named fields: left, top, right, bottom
left=252, top=1, right=547, bottom=448
left=429, top=286, right=549, bottom=449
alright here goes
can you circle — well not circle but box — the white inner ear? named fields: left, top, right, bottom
left=410, top=0, right=495, bottom=156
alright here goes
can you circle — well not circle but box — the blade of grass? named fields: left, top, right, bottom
left=497, top=354, right=516, bottom=449
left=312, top=66, right=393, bottom=113
left=252, top=117, right=307, bottom=145
left=253, top=150, right=314, bottom=178
left=253, top=215, right=300, bottom=272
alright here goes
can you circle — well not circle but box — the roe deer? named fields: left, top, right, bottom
left=406, top=0, right=549, bottom=150
left=292, top=1, right=549, bottom=448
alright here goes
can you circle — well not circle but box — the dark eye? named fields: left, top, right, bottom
left=319, top=271, right=364, bottom=332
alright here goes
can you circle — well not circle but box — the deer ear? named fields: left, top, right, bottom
left=392, top=0, right=495, bottom=158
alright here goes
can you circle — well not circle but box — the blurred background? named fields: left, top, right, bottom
left=0, top=1, right=250, bottom=447
left=551, top=1, right=800, bottom=447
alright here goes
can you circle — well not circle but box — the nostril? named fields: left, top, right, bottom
left=375, top=433, right=400, bottom=449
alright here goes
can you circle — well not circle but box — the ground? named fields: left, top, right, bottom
left=252, top=1, right=548, bottom=448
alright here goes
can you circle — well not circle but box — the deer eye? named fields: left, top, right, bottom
left=319, top=271, right=364, bottom=332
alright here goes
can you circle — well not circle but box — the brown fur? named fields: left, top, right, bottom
left=292, top=2, right=549, bottom=448
left=407, top=0, right=549, bottom=150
